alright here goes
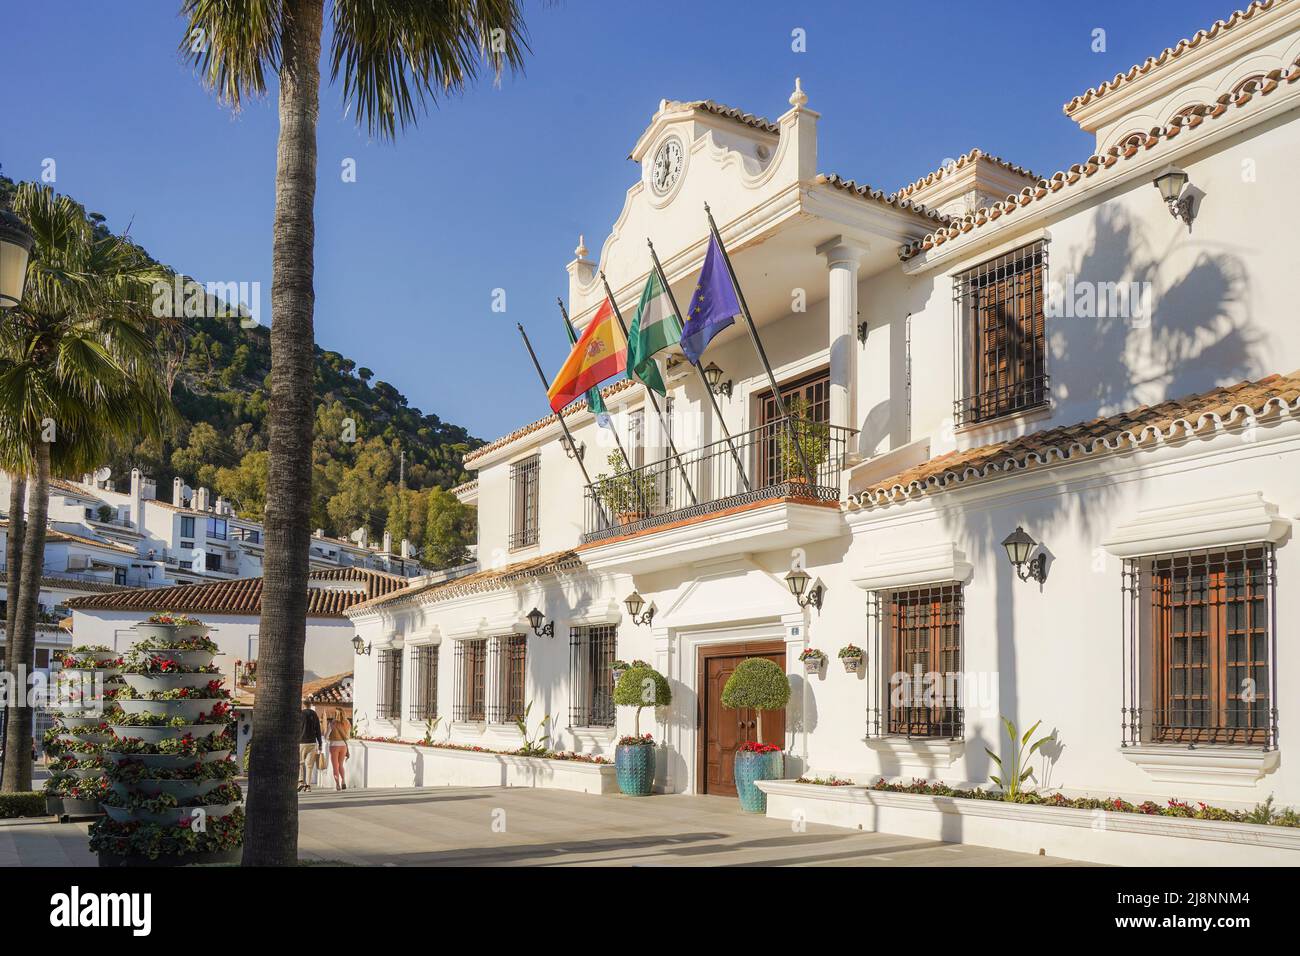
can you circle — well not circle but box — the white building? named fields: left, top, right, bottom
left=346, top=3, right=1299, bottom=835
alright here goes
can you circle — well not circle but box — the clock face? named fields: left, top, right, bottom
left=652, top=138, right=684, bottom=194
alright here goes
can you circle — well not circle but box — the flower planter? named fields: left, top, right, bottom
left=139, top=648, right=215, bottom=669
left=802, top=658, right=824, bottom=674
left=841, top=656, right=863, bottom=673
left=616, top=511, right=643, bottom=526
left=104, top=801, right=241, bottom=826
left=111, top=724, right=224, bottom=746
left=117, top=698, right=216, bottom=722
left=122, top=673, right=216, bottom=693
left=132, top=622, right=208, bottom=643
left=65, top=766, right=107, bottom=780
left=61, top=797, right=104, bottom=818
left=733, top=749, right=784, bottom=813
left=614, top=743, right=655, bottom=797
left=45, top=794, right=62, bottom=816
left=112, top=777, right=226, bottom=799
left=104, top=749, right=230, bottom=768
left=54, top=714, right=114, bottom=729
left=97, top=847, right=240, bottom=868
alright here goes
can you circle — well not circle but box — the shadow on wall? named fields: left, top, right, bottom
left=1050, top=202, right=1263, bottom=422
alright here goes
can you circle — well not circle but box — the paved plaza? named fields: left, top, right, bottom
left=1, top=786, right=1087, bottom=867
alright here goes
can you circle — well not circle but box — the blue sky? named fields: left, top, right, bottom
left=1, top=0, right=1235, bottom=441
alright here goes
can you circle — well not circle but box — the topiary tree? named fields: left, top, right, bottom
left=613, top=664, right=672, bottom=736
left=721, top=658, right=791, bottom=743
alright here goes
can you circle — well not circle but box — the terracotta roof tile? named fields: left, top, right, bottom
left=899, top=61, right=1299, bottom=261
left=815, top=174, right=950, bottom=224
left=348, top=550, right=582, bottom=615
left=1063, top=1, right=1287, bottom=115
left=663, top=99, right=780, bottom=134
left=848, top=371, right=1300, bottom=508
left=892, top=148, right=1040, bottom=200
left=462, top=379, right=637, bottom=467
left=63, top=566, right=409, bottom=617
left=303, top=672, right=353, bottom=705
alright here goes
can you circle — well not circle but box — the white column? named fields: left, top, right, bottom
left=816, top=237, right=867, bottom=442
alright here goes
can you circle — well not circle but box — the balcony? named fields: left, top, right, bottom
left=578, top=416, right=853, bottom=574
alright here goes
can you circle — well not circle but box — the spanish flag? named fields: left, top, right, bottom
left=547, top=298, right=627, bottom=412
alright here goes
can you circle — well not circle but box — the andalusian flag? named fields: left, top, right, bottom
left=547, top=298, right=627, bottom=413
left=563, top=310, right=609, bottom=423
left=626, top=269, right=680, bottom=395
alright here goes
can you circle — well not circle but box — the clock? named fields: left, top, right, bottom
left=651, top=137, right=684, bottom=195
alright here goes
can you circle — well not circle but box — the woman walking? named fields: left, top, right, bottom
left=325, top=709, right=351, bottom=791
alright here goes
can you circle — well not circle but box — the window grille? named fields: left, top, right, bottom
left=487, top=635, right=527, bottom=723
left=866, top=584, right=964, bottom=739
left=1121, top=545, right=1277, bottom=748
left=952, top=241, right=1048, bottom=425
left=375, top=648, right=403, bottom=721
left=508, top=455, right=540, bottom=550
left=569, top=624, right=617, bottom=728
left=452, top=639, right=487, bottom=722
left=408, top=644, right=439, bottom=722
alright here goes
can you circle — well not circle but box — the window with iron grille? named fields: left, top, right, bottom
left=375, top=649, right=402, bottom=721
left=866, top=584, right=963, bottom=739
left=452, top=639, right=487, bottom=722
left=486, top=635, right=527, bottom=723
left=508, top=455, right=540, bottom=550
left=1122, top=545, right=1276, bottom=748
left=569, top=624, right=616, bottom=728
left=756, top=367, right=830, bottom=485
left=408, top=644, right=439, bottom=722
left=628, top=409, right=646, bottom=469
left=953, top=241, right=1048, bottom=425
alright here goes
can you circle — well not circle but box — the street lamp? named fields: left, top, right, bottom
left=623, top=590, right=654, bottom=627
left=0, top=207, right=35, bottom=309
left=1001, top=526, right=1047, bottom=583
left=785, top=568, right=823, bottom=613
left=702, top=362, right=732, bottom=398
left=526, top=607, right=554, bottom=638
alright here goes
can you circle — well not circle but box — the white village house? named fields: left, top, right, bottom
left=345, top=2, right=1300, bottom=863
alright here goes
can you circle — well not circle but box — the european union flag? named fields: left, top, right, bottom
left=681, top=233, right=741, bottom=364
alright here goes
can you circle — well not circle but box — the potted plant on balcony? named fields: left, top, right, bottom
left=612, top=663, right=672, bottom=797
left=798, top=648, right=827, bottom=674
left=838, top=644, right=865, bottom=673
left=720, top=658, right=791, bottom=813
left=595, top=452, right=659, bottom=526
left=778, top=396, right=830, bottom=486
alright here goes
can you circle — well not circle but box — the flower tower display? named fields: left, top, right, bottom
left=45, top=646, right=122, bottom=819
left=720, top=657, right=792, bottom=813
left=89, top=613, right=244, bottom=866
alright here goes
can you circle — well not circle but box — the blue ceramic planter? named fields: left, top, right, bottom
left=734, top=750, right=784, bottom=813
left=615, top=743, right=656, bottom=796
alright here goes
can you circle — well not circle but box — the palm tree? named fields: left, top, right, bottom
left=179, top=0, right=530, bottom=865
left=0, top=183, right=174, bottom=793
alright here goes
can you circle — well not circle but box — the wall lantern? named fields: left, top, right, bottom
left=857, top=320, right=869, bottom=346
left=1001, top=526, right=1047, bottom=583
left=0, top=207, right=35, bottom=310
left=1153, top=166, right=1194, bottom=227
left=623, top=590, right=654, bottom=627
left=560, top=435, right=585, bottom=461
left=526, top=607, right=554, bottom=638
left=351, top=635, right=372, bottom=655
left=784, top=568, right=823, bottom=614
left=702, top=362, right=733, bottom=399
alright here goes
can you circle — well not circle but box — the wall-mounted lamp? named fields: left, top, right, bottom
left=560, top=435, right=585, bottom=460
left=351, top=635, right=372, bottom=656
left=526, top=607, right=555, bottom=638
left=702, top=362, right=733, bottom=399
left=623, top=590, right=655, bottom=627
left=785, top=568, right=823, bottom=614
left=1153, top=166, right=1194, bottom=228
left=857, top=321, right=868, bottom=345
left=1001, top=526, right=1047, bottom=584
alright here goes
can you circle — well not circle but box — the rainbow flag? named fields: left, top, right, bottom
left=547, top=298, right=627, bottom=413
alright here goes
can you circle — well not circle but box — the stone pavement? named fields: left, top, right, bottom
left=1, top=786, right=1090, bottom=867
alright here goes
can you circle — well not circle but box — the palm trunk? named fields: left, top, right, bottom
left=242, top=0, right=323, bottom=866
left=4, top=474, right=25, bottom=672
left=1, top=448, right=48, bottom=792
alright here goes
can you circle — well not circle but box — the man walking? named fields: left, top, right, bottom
left=298, top=701, right=323, bottom=793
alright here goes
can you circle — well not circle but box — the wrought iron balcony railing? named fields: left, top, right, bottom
left=581, top=416, right=855, bottom=543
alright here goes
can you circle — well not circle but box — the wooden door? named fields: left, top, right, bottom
left=699, top=642, right=787, bottom=797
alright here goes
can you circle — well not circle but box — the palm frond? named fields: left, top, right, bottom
left=179, top=0, right=282, bottom=110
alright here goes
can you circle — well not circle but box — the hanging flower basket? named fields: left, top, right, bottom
left=839, top=645, right=865, bottom=673
left=799, top=648, right=827, bottom=673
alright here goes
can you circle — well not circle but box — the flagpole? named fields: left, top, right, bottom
left=597, top=275, right=699, bottom=507
left=555, top=299, right=649, bottom=521
left=646, top=239, right=752, bottom=494
left=703, top=203, right=816, bottom=485
left=515, top=322, right=609, bottom=526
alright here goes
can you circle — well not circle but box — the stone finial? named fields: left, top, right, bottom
left=789, top=77, right=808, bottom=109
left=575, top=234, right=589, bottom=259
